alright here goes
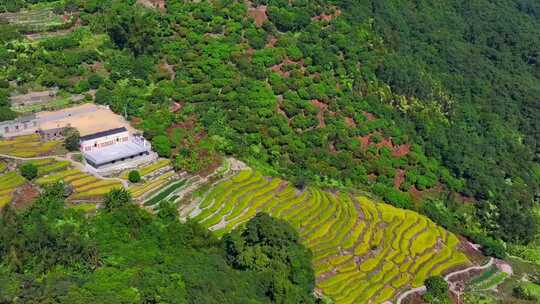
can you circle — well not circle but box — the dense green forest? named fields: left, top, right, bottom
left=0, top=184, right=316, bottom=303
left=0, top=0, right=539, bottom=259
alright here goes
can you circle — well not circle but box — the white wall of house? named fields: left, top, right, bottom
left=0, top=120, right=38, bottom=137
left=80, top=131, right=130, bottom=152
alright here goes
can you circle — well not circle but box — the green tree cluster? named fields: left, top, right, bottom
left=224, top=213, right=316, bottom=304
left=19, top=162, right=37, bottom=180
left=128, top=170, right=141, bottom=183
left=423, top=276, right=451, bottom=304
left=0, top=186, right=317, bottom=303
left=63, top=127, right=81, bottom=151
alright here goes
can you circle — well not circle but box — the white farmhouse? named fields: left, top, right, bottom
left=0, top=103, right=154, bottom=169
left=80, top=127, right=151, bottom=169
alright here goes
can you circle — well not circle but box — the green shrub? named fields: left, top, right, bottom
left=88, top=73, right=104, bottom=89
left=128, top=170, right=141, bottom=183
left=152, top=135, right=171, bottom=158
left=63, top=127, right=80, bottom=151
left=423, top=276, right=451, bottom=304
left=19, top=162, right=38, bottom=180
left=514, top=282, right=540, bottom=301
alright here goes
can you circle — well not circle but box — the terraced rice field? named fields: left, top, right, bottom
left=130, top=171, right=176, bottom=200
left=0, top=134, right=61, bottom=157
left=466, top=266, right=508, bottom=292
left=144, top=179, right=188, bottom=206
left=0, top=172, right=26, bottom=208
left=120, top=159, right=171, bottom=179
left=36, top=168, right=123, bottom=200
left=0, top=158, right=69, bottom=208
left=26, top=158, right=70, bottom=176
left=181, top=170, right=470, bottom=303
left=0, top=8, right=67, bottom=32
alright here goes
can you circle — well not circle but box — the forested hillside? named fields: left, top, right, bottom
left=1, top=0, right=540, bottom=301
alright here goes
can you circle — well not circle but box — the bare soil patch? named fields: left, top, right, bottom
left=394, top=169, right=406, bottom=189
left=328, top=141, right=337, bottom=154
left=358, top=135, right=371, bottom=147
left=276, top=103, right=288, bottom=119
left=409, top=186, right=424, bottom=202
left=363, top=111, right=376, bottom=121
left=137, top=0, right=166, bottom=11
left=311, top=99, right=327, bottom=128
left=168, top=115, right=199, bottom=138
left=12, top=183, right=40, bottom=209
left=449, top=191, right=476, bottom=204
left=198, top=156, right=223, bottom=178
left=458, top=237, right=488, bottom=265
left=266, top=36, right=278, bottom=48
left=247, top=5, right=268, bottom=27
left=25, top=15, right=81, bottom=40
left=409, top=184, right=444, bottom=203
left=270, top=58, right=305, bottom=77
left=170, top=102, right=182, bottom=113
left=88, top=61, right=105, bottom=73
left=376, top=138, right=394, bottom=150
left=312, top=9, right=341, bottom=22
left=393, top=144, right=411, bottom=157
left=344, top=116, right=356, bottom=127
left=158, top=61, right=175, bottom=80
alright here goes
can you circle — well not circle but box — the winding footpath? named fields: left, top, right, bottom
left=395, top=257, right=495, bottom=304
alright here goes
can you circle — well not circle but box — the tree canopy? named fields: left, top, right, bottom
left=1, top=0, right=539, bottom=255
left=0, top=185, right=316, bottom=303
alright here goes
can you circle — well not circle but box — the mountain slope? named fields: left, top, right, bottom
left=180, top=169, right=470, bottom=303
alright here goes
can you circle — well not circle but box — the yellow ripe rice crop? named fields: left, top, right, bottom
left=180, top=170, right=471, bottom=303
left=120, top=159, right=171, bottom=179
left=0, top=135, right=61, bottom=157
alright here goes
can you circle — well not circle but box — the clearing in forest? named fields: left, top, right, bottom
left=180, top=169, right=470, bottom=303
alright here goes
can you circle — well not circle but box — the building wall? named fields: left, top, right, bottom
left=0, top=119, right=39, bottom=138
left=39, top=127, right=66, bottom=140
left=80, top=131, right=130, bottom=152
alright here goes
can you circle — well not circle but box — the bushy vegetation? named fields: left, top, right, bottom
left=224, top=213, right=316, bottom=303
left=63, top=127, right=80, bottom=151
left=19, top=162, right=37, bottom=180
left=423, top=276, right=451, bottom=304
left=514, top=282, right=540, bottom=301
left=0, top=185, right=317, bottom=303
left=128, top=169, right=141, bottom=183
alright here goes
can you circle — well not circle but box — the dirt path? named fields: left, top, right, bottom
left=395, top=257, right=494, bottom=304
left=0, top=153, right=128, bottom=188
